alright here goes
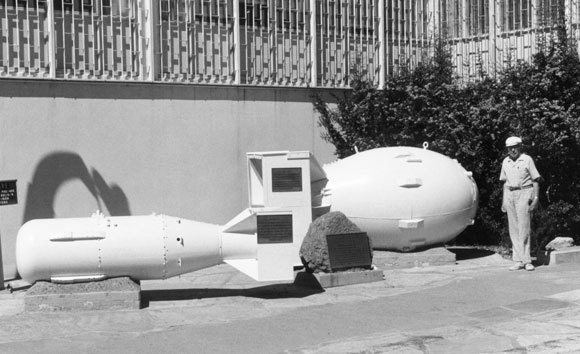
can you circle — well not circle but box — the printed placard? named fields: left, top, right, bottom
left=0, top=180, right=17, bottom=206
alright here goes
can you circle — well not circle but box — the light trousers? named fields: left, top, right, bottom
left=505, top=188, right=534, bottom=263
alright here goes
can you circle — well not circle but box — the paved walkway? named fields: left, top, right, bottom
left=1, top=249, right=580, bottom=353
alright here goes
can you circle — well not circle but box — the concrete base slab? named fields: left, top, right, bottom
left=537, top=246, right=580, bottom=266
left=373, top=247, right=457, bottom=269
left=25, top=277, right=141, bottom=312
left=294, top=269, right=384, bottom=289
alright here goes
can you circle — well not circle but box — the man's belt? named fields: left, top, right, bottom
left=508, top=185, right=533, bottom=191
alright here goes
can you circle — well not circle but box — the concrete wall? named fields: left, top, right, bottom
left=0, top=79, right=337, bottom=280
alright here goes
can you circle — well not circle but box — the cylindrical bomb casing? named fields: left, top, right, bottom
left=220, top=231, right=257, bottom=261
left=323, top=147, right=478, bottom=251
left=16, top=213, right=224, bottom=284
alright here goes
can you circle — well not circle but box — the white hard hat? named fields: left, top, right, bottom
left=505, top=136, right=522, bottom=147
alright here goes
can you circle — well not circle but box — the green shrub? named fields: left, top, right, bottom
left=314, top=32, right=580, bottom=251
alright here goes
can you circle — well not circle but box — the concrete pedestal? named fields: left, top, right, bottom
left=372, top=247, right=457, bottom=269
left=25, top=277, right=141, bottom=312
left=294, top=269, right=384, bottom=289
left=537, top=246, right=580, bottom=266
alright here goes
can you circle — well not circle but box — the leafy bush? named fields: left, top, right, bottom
left=314, top=32, right=580, bottom=251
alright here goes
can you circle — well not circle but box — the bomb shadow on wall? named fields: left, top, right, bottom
left=22, top=151, right=131, bottom=223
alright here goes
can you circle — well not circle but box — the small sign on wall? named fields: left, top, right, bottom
left=0, top=180, right=17, bottom=206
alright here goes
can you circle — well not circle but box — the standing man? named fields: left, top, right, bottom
left=500, top=136, right=541, bottom=271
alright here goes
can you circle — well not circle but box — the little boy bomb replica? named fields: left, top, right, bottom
left=17, top=147, right=478, bottom=284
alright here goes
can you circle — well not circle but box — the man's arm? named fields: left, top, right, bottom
left=529, top=180, right=540, bottom=211
left=502, top=183, right=508, bottom=213
left=500, top=160, right=508, bottom=213
left=528, top=156, right=541, bottom=212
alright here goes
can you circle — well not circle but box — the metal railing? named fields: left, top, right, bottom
left=0, top=0, right=578, bottom=87
left=53, top=0, right=143, bottom=79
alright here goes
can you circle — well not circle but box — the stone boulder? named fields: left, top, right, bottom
left=546, top=237, right=575, bottom=251
left=299, top=211, right=367, bottom=273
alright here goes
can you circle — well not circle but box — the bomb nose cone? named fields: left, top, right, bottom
left=323, top=146, right=478, bottom=251
left=16, top=220, right=46, bottom=284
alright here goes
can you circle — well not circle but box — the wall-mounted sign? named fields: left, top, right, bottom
left=257, top=214, right=293, bottom=244
left=0, top=180, right=17, bottom=206
left=272, top=168, right=302, bottom=192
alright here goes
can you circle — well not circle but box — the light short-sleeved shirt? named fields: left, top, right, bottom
left=499, top=153, right=541, bottom=188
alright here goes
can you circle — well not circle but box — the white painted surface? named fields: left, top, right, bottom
left=323, top=147, right=478, bottom=251
left=0, top=81, right=336, bottom=280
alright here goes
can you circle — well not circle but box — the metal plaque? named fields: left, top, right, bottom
left=257, top=214, right=293, bottom=244
left=0, top=180, right=17, bottom=206
left=326, top=232, right=372, bottom=271
left=271, top=168, right=302, bottom=192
